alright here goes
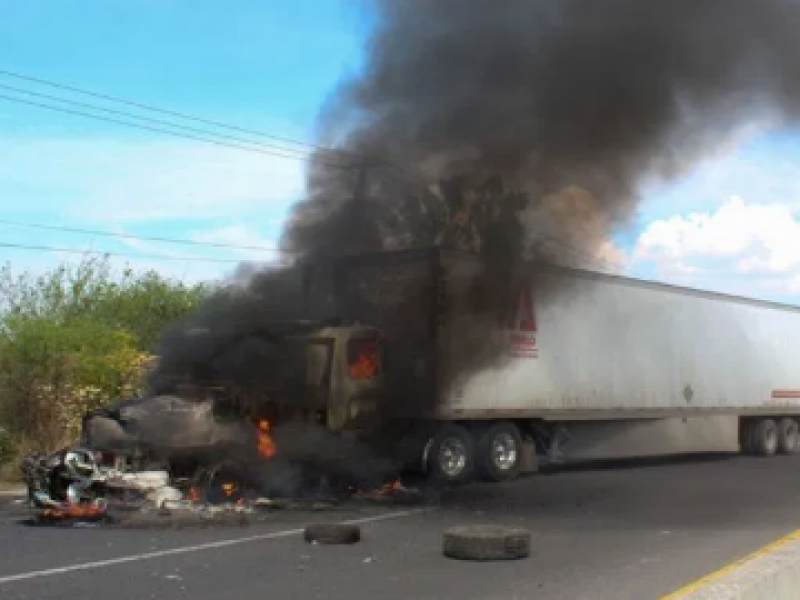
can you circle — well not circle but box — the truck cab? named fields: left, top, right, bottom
left=300, top=324, right=386, bottom=431
left=80, top=324, right=388, bottom=470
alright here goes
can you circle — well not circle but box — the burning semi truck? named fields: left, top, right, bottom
left=79, top=247, right=800, bottom=493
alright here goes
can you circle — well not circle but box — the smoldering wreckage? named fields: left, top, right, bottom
left=21, top=339, right=425, bottom=525
left=19, top=0, right=800, bottom=544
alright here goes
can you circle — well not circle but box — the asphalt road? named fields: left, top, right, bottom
left=1, top=452, right=800, bottom=600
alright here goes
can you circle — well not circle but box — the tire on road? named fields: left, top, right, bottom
left=777, top=418, right=800, bottom=455
left=443, top=525, right=531, bottom=561
left=303, top=523, right=361, bottom=545
left=751, top=418, right=779, bottom=457
left=476, top=421, right=524, bottom=483
left=427, top=423, right=476, bottom=486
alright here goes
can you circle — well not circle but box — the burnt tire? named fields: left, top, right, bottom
left=476, top=422, right=524, bottom=482
left=443, top=525, right=531, bottom=561
left=778, top=418, right=800, bottom=455
left=303, top=523, right=361, bottom=545
left=751, top=418, right=779, bottom=457
left=427, top=423, right=476, bottom=486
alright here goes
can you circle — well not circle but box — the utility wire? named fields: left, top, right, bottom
left=0, top=93, right=351, bottom=167
left=0, top=68, right=330, bottom=152
left=0, top=71, right=620, bottom=273
left=0, top=216, right=620, bottom=272
left=0, top=83, right=316, bottom=160
left=0, top=219, right=278, bottom=253
left=0, top=241, right=254, bottom=263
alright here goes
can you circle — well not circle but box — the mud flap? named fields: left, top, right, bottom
left=519, top=438, right=538, bottom=474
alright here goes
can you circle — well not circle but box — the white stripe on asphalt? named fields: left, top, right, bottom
left=0, top=508, right=433, bottom=585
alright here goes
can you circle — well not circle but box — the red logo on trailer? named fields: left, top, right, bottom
left=505, top=279, right=538, bottom=358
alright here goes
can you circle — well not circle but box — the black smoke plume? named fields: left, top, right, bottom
left=143, top=0, right=800, bottom=489
left=284, top=0, right=800, bottom=267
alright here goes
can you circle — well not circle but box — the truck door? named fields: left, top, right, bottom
left=327, top=334, right=384, bottom=430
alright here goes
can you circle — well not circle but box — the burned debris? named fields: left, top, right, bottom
left=22, top=448, right=108, bottom=520
left=21, top=381, right=423, bottom=526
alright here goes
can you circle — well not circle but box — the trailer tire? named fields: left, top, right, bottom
left=303, top=523, right=361, bottom=545
left=443, top=525, right=530, bottom=561
left=476, top=422, right=524, bottom=482
left=777, top=418, right=799, bottom=455
left=427, top=423, right=476, bottom=486
left=751, top=418, right=779, bottom=457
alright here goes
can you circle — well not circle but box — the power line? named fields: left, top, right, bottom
left=0, top=93, right=351, bottom=167
left=0, top=83, right=317, bottom=160
left=0, top=241, right=252, bottom=263
left=0, top=219, right=279, bottom=253
left=0, top=68, right=331, bottom=153
left=0, top=214, right=620, bottom=272
left=0, top=69, right=621, bottom=274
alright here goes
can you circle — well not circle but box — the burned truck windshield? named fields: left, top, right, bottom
left=347, top=337, right=383, bottom=381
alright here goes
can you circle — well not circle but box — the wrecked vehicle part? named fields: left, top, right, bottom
left=21, top=451, right=62, bottom=508
left=81, top=393, right=259, bottom=476
left=103, top=469, right=183, bottom=509
left=21, top=448, right=109, bottom=514
left=83, top=394, right=255, bottom=453
left=192, top=460, right=252, bottom=505
left=78, top=322, right=415, bottom=502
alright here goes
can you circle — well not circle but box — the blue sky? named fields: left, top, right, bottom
left=2, top=1, right=800, bottom=301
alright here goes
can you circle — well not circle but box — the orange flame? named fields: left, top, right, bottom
left=349, top=345, right=381, bottom=380
left=257, top=420, right=277, bottom=459
left=381, top=479, right=403, bottom=494
left=222, top=482, right=238, bottom=497
left=43, top=503, right=106, bottom=519
left=187, top=486, right=201, bottom=503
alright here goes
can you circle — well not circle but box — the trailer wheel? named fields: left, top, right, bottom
left=777, top=418, right=799, bottom=455
left=476, top=422, right=524, bottom=482
left=751, top=418, right=779, bottom=457
left=427, top=423, right=475, bottom=485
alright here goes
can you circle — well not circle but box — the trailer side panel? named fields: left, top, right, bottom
left=437, top=253, right=800, bottom=418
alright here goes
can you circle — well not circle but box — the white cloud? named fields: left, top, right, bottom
left=633, top=196, right=800, bottom=297
left=0, top=137, right=306, bottom=223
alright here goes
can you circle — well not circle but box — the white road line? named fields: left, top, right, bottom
left=0, top=508, right=433, bottom=585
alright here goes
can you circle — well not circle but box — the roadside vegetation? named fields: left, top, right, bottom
left=0, top=256, right=209, bottom=478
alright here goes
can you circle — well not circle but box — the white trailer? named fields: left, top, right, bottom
left=332, top=248, right=800, bottom=484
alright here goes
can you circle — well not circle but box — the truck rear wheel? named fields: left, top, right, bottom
left=476, top=422, right=524, bottom=482
left=751, top=418, right=779, bottom=457
left=777, top=418, right=799, bottom=454
left=427, top=423, right=475, bottom=486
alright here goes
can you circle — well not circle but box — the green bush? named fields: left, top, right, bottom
left=0, top=255, right=208, bottom=465
left=0, top=427, right=14, bottom=465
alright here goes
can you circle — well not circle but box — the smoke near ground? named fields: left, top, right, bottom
left=140, top=1, right=800, bottom=488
